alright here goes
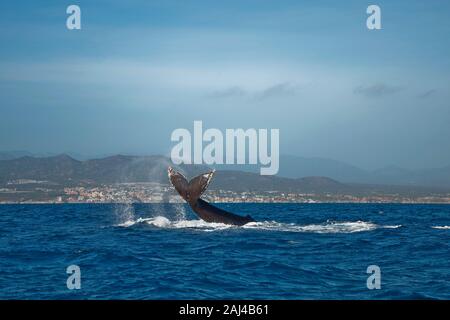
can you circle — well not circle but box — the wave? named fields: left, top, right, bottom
left=431, top=225, right=450, bottom=230
left=243, top=221, right=401, bottom=233
left=116, top=217, right=401, bottom=233
left=117, top=216, right=232, bottom=231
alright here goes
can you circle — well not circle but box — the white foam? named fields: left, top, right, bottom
left=116, top=216, right=400, bottom=233
left=432, top=225, right=450, bottom=230
left=382, top=224, right=402, bottom=229
left=148, top=216, right=172, bottom=228
left=117, top=220, right=136, bottom=227
left=117, top=217, right=152, bottom=227
left=116, top=216, right=231, bottom=231
left=243, top=220, right=400, bottom=233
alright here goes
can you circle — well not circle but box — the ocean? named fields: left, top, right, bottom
left=0, top=203, right=449, bottom=299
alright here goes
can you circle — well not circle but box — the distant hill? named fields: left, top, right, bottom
left=276, top=155, right=370, bottom=182
left=1, top=153, right=450, bottom=189
left=206, top=155, right=450, bottom=188
left=207, top=155, right=370, bottom=183
left=0, top=154, right=350, bottom=193
left=209, top=170, right=348, bottom=193
left=0, top=154, right=81, bottom=183
left=0, top=154, right=174, bottom=185
left=0, top=151, right=34, bottom=160
left=266, top=156, right=450, bottom=188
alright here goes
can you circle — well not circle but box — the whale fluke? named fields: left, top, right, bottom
left=168, top=167, right=255, bottom=226
left=168, top=167, right=214, bottom=204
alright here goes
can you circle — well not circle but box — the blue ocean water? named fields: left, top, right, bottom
left=0, top=203, right=449, bottom=299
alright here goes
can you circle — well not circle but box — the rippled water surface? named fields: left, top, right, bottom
left=0, top=203, right=449, bottom=299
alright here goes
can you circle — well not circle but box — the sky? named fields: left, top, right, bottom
left=0, top=0, right=449, bottom=169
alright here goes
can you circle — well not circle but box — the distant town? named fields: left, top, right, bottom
left=1, top=180, right=450, bottom=204
left=1, top=154, right=450, bottom=204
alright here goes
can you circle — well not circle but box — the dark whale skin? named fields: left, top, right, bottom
left=191, top=198, right=254, bottom=226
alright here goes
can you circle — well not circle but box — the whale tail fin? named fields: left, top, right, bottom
left=168, top=167, right=215, bottom=204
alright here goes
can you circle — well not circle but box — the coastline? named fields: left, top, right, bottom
left=1, top=199, right=450, bottom=205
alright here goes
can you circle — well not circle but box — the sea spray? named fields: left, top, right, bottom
left=111, top=156, right=192, bottom=224
left=114, top=202, right=135, bottom=226
left=117, top=217, right=401, bottom=234
left=174, top=203, right=187, bottom=221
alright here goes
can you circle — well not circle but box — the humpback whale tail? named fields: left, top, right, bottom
left=168, top=167, right=214, bottom=205
left=168, top=167, right=255, bottom=225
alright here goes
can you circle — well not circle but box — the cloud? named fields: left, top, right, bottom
left=209, top=86, right=247, bottom=98
left=417, top=89, right=437, bottom=99
left=257, top=82, right=300, bottom=100
left=210, top=82, right=301, bottom=101
left=353, top=83, right=403, bottom=98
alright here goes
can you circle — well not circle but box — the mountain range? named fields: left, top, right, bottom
left=0, top=154, right=348, bottom=193
left=0, top=152, right=450, bottom=190
left=183, top=155, right=450, bottom=188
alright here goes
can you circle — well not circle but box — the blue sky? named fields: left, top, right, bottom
left=1, top=0, right=450, bottom=169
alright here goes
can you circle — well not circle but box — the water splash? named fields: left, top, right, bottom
left=243, top=220, right=401, bottom=233
left=114, top=202, right=135, bottom=226
left=173, top=203, right=187, bottom=221
left=432, top=225, right=450, bottom=230
left=116, top=216, right=401, bottom=233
